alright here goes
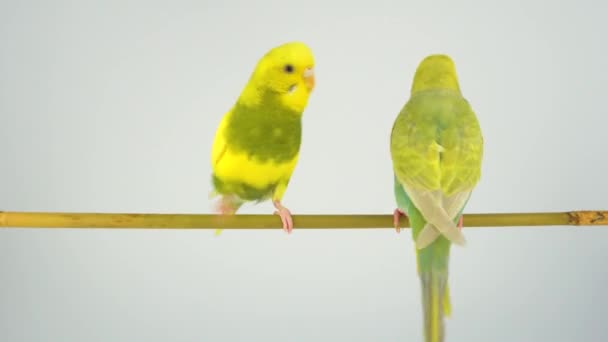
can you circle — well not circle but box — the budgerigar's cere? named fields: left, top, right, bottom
left=390, top=55, right=484, bottom=342
left=210, top=42, right=315, bottom=235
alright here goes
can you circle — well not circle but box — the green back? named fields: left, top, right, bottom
left=391, top=89, right=483, bottom=196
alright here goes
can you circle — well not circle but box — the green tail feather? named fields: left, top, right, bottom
left=417, top=237, right=451, bottom=342
left=394, top=176, right=455, bottom=342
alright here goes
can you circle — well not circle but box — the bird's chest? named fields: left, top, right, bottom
left=227, top=110, right=302, bottom=163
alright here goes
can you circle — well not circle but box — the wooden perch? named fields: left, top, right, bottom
left=0, top=210, right=606, bottom=229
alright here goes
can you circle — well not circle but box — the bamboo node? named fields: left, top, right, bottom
left=568, top=211, right=608, bottom=225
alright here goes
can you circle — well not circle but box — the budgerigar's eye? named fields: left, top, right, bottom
left=284, top=64, right=294, bottom=73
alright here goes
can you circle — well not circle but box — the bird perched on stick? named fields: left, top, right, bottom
left=210, top=42, right=315, bottom=235
left=391, top=54, right=484, bottom=342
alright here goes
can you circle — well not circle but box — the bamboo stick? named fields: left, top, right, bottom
left=0, top=211, right=606, bottom=229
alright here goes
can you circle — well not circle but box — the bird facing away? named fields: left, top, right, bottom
left=210, top=42, right=315, bottom=234
left=391, top=54, right=484, bottom=342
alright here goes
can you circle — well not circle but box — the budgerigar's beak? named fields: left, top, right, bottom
left=303, top=67, right=315, bottom=91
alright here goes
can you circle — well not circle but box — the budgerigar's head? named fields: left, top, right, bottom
left=243, top=42, right=315, bottom=113
left=411, top=54, right=461, bottom=94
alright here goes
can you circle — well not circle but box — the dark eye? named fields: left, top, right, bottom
left=284, top=64, right=294, bottom=73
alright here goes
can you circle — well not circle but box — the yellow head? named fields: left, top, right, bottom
left=239, top=42, right=315, bottom=113
left=411, top=54, right=461, bottom=94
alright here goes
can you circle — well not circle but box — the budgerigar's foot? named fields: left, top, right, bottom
left=458, top=216, right=463, bottom=230
left=213, top=195, right=238, bottom=215
left=212, top=195, right=240, bottom=237
left=393, top=208, right=406, bottom=233
left=273, top=201, right=293, bottom=234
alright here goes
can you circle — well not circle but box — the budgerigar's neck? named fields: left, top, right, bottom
left=411, top=72, right=461, bottom=94
left=236, top=87, right=303, bottom=120
left=410, top=57, right=461, bottom=95
left=232, top=95, right=302, bottom=124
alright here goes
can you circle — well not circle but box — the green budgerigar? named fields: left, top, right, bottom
left=390, top=55, right=484, bottom=342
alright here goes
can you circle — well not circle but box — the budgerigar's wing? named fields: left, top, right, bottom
left=391, top=95, right=482, bottom=248
left=391, top=103, right=463, bottom=246
left=211, top=111, right=231, bottom=172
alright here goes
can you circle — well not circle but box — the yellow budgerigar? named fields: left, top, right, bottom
left=210, top=42, right=315, bottom=234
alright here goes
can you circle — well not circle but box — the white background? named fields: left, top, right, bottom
left=1, top=1, right=607, bottom=341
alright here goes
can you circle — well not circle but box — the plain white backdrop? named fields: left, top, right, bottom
left=1, top=1, right=607, bottom=341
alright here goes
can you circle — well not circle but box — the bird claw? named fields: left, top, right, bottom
left=393, top=208, right=406, bottom=233
left=458, top=216, right=463, bottom=230
left=273, top=201, right=293, bottom=234
left=212, top=196, right=240, bottom=237
left=213, top=195, right=237, bottom=215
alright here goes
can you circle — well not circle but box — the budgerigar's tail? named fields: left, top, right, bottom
left=416, top=232, right=452, bottom=342
left=416, top=228, right=452, bottom=342
left=393, top=178, right=454, bottom=342
left=419, top=263, right=451, bottom=342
